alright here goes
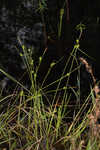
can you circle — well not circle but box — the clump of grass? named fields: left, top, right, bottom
left=0, top=3, right=100, bottom=149
left=0, top=35, right=96, bottom=150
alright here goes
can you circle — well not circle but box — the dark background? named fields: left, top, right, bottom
left=0, top=0, right=100, bottom=91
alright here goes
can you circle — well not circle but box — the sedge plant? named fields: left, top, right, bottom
left=0, top=3, right=99, bottom=149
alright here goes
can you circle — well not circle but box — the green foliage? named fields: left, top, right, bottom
left=0, top=1, right=99, bottom=149
left=35, top=0, right=47, bottom=13
left=0, top=38, right=96, bottom=149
